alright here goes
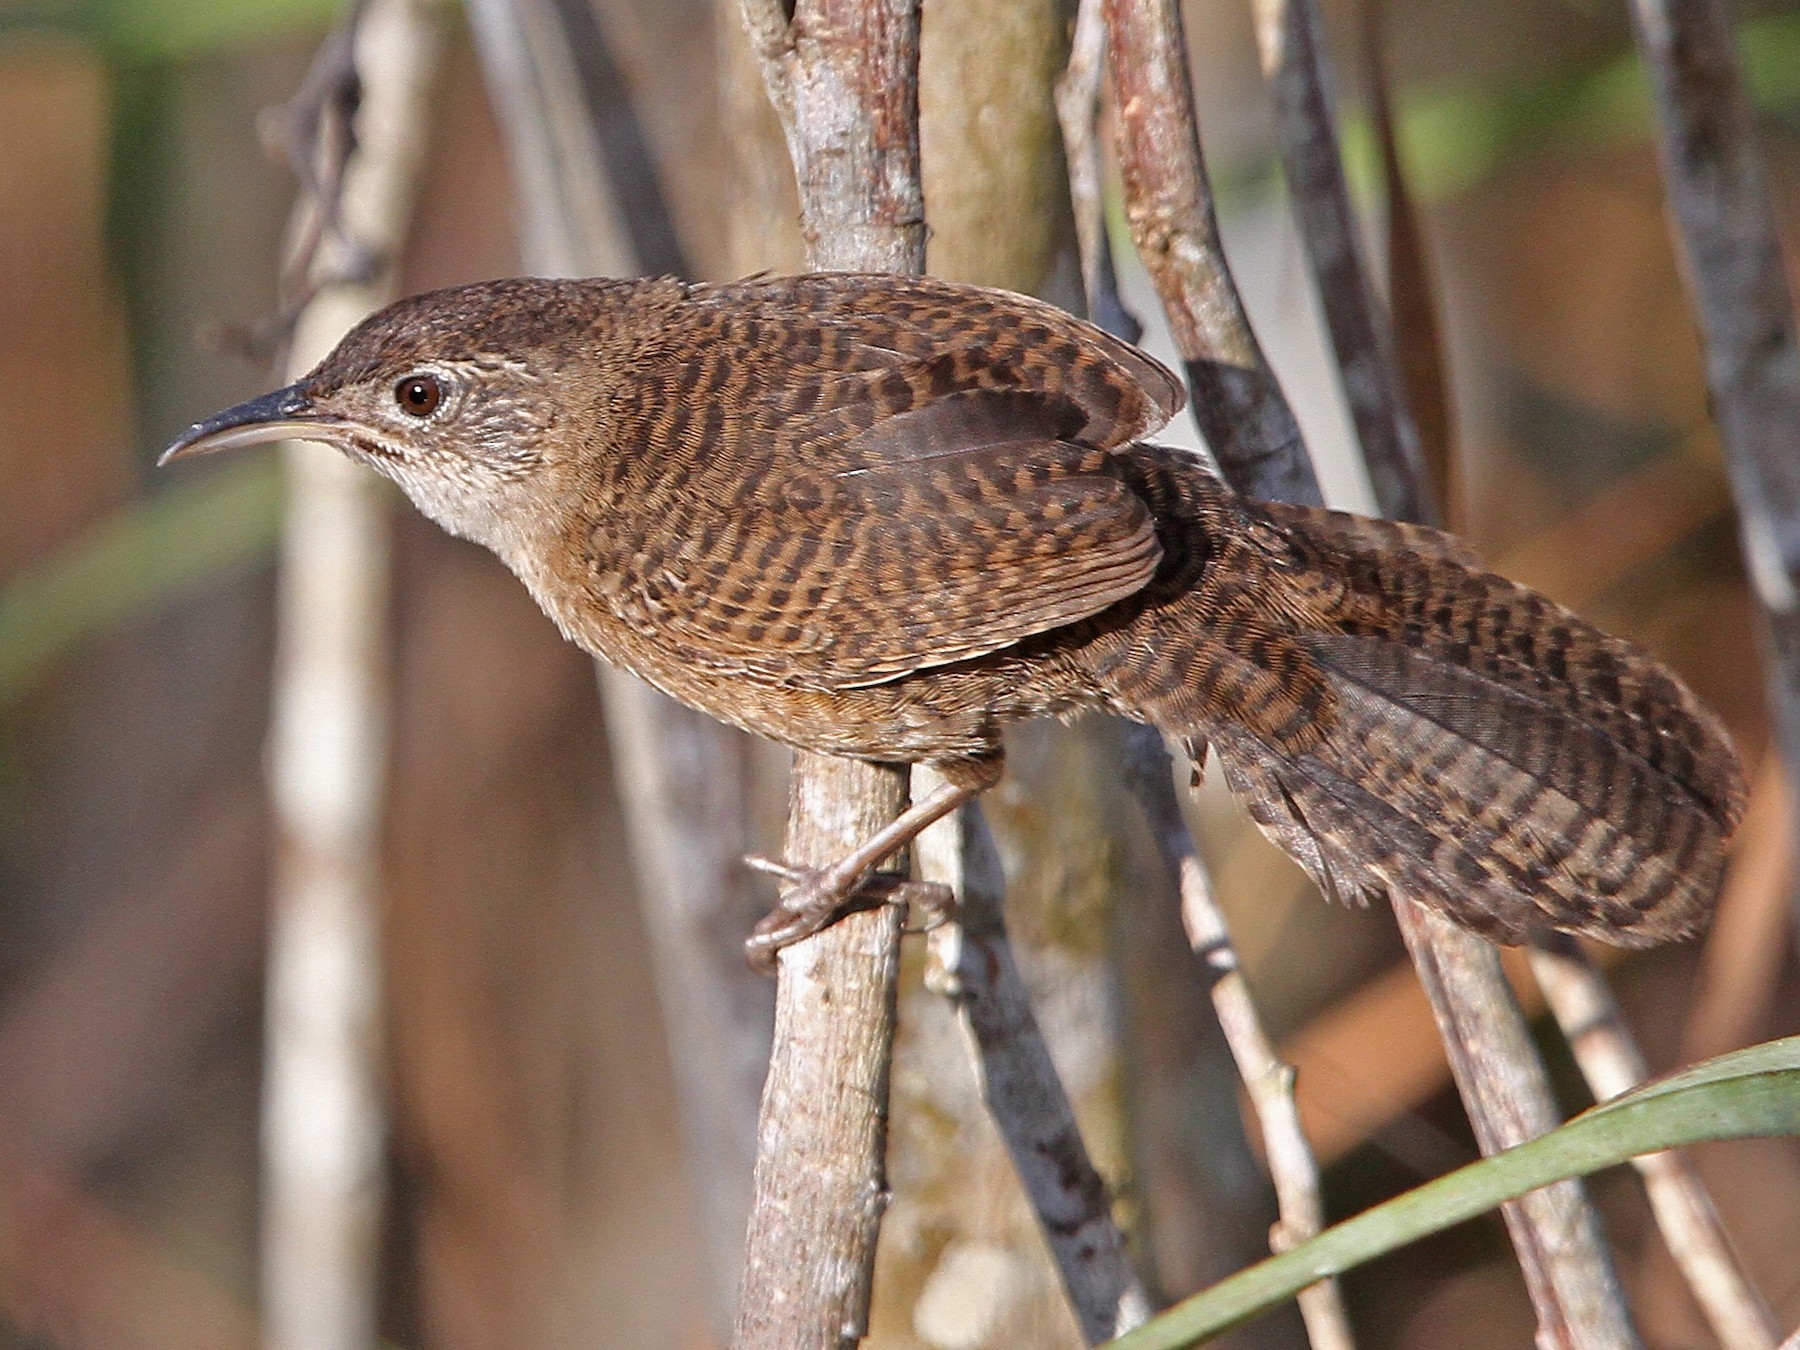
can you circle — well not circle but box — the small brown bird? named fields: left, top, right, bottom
left=164, top=273, right=1745, bottom=964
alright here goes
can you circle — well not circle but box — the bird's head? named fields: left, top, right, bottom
left=161, top=278, right=644, bottom=561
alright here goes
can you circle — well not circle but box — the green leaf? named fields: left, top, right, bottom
left=1107, top=1038, right=1800, bottom=1349
left=0, top=458, right=283, bottom=706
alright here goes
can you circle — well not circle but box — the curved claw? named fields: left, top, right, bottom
left=741, top=859, right=957, bottom=975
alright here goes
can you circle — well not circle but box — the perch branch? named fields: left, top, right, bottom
left=731, top=2, right=923, bottom=1346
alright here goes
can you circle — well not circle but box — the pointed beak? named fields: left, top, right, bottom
left=158, top=385, right=345, bottom=466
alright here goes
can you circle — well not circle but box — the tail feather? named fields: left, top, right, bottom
left=1210, top=631, right=1732, bottom=945
left=1088, top=478, right=1745, bottom=947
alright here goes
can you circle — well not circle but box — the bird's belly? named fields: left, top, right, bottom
left=581, top=614, right=1088, bottom=761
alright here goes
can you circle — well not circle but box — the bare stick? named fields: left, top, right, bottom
left=915, top=766, right=1154, bottom=1344
left=1530, top=938, right=1780, bottom=1350
left=1114, top=725, right=1355, bottom=1350
left=1248, top=0, right=1434, bottom=524
left=1054, top=0, right=1142, bottom=345
left=733, top=753, right=909, bottom=1350
left=1360, top=0, right=1456, bottom=529
left=258, top=2, right=444, bottom=1348
left=1390, top=904, right=1639, bottom=1346
left=1103, top=0, right=1316, bottom=507
left=731, top=2, right=923, bottom=1345
left=1107, top=1, right=1640, bottom=1340
left=1627, top=0, right=1800, bottom=924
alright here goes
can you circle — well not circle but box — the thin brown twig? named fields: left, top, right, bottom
left=1054, top=0, right=1141, bottom=346
left=1103, top=0, right=1315, bottom=507
left=915, top=768, right=1153, bottom=1344
left=730, top=2, right=923, bottom=1345
left=1114, top=725, right=1354, bottom=1350
left=1360, top=0, right=1455, bottom=530
left=1248, top=0, right=1434, bottom=524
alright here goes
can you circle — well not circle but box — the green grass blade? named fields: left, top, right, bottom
left=1108, top=1037, right=1800, bottom=1349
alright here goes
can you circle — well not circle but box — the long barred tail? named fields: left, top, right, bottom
left=1084, top=461, right=1747, bottom=947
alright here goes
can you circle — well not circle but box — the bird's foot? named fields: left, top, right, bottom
left=743, top=855, right=955, bottom=974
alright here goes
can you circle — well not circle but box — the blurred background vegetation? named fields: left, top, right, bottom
left=1, top=0, right=1798, bottom=1345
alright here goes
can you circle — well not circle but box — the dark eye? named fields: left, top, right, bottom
left=395, top=374, right=442, bottom=416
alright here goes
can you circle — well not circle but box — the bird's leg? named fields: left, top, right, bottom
left=744, top=753, right=1004, bottom=972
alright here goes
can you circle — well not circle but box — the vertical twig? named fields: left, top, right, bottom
left=916, top=771, right=1154, bottom=1344
left=734, top=755, right=910, bottom=1350
left=1627, top=0, right=1800, bottom=925
left=1248, top=0, right=1435, bottom=524
left=1054, top=0, right=1142, bottom=345
left=1361, top=0, right=1456, bottom=529
left=259, top=1, right=444, bottom=1347
left=1531, top=938, right=1780, bottom=1349
left=1103, top=0, right=1316, bottom=507
left=1390, top=907, right=1639, bottom=1347
left=732, top=2, right=922, bottom=1345
left=1114, top=726, right=1355, bottom=1350
left=462, top=0, right=773, bottom=1326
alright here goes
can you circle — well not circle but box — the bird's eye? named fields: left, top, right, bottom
left=395, top=374, right=443, bottom=417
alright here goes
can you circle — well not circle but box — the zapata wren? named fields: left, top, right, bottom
left=163, top=272, right=1746, bottom=964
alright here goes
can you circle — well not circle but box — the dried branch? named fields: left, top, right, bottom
left=731, top=2, right=923, bottom=1345
left=734, top=754, right=909, bottom=1350
left=1108, top=0, right=1647, bottom=1340
left=1103, top=0, right=1315, bottom=506
left=1361, top=0, right=1455, bottom=528
left=258, top=2, right=444, bottom=1348
left=1114, top=725, right=1354, bottom=1350
left=1249, top=0, right=1434, bottom=524
left=1530, top=937, right=1780, bottom=1350
left=916, top=768, right=1153, bottom=1344
left=1390, top=905, right=1639, bottom=1346
left=1055, top=0, right=1141, bottom=345
left=1627, top=0, right=1800, bottom=925
left=462, top=0, right=772, bottom=1326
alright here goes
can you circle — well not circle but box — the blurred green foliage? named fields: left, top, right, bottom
left=1341, top=11, right=1800, bottom=200
left=0, top=457, right=282, bottom=706
left=3, top=0, right=336, bottom=61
